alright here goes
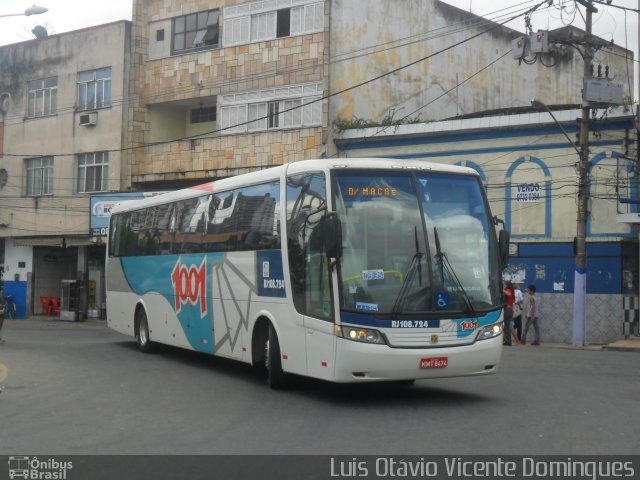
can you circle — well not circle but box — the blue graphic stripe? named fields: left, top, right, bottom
left=121, top=253, right=222, bottom=353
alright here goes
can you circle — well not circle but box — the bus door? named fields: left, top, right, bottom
left=302, top=245, right=335, bottom=380
left=287, top=173, right=336, bottom=379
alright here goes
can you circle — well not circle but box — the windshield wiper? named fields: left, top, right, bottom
left=391, top=226, right=423, bottom=315
left=434, top=226, right=477, bottom=319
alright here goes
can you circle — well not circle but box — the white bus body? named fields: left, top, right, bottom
left=106, top=159, right=504, bottom=387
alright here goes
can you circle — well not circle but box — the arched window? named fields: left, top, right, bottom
left=454, top=160, right=487, bottom=188
left=505, top=156, right=551, bottom=237
left=588, top=151, right=636, bottom=236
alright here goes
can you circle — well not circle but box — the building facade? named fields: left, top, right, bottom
left=124, top=0, right=636, bottom=343
left=1, top=0, right=634, bottom=324
left=0, top=21, right=131, bottom=318
left=128, top=0, right=632, bottom=183
left=128, top=0, right=328, bottom=189
left=334, top=106, right=638, bottom=344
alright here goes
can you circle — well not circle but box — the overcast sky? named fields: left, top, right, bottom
left=0, top=0, right=638, bottom=93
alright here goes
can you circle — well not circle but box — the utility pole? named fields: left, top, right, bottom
left=573, top=0, right=596, bottom=347
left=514, top=1, right=624, bottom=345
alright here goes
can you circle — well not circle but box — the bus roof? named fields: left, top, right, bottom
left=110, top=158, right=479, bottom=214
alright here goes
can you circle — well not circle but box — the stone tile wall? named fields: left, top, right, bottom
left=531, top=293, right=627, bottom=345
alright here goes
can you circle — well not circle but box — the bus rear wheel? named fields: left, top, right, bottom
left=265, top=324, right=289, bottom=389
left=136, top=309, right=155, bottom=353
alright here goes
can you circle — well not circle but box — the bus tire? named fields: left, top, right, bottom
left=136, top=309, right=155, bottom=353
left=265, top=323, right=289, bottom=389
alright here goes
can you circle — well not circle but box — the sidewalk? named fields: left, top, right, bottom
left=4, top=315, right=107, bottom=329
left=602, top=338, right=640, bottom=352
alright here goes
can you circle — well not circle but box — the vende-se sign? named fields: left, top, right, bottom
left=515, top=183, right=541, bottom=202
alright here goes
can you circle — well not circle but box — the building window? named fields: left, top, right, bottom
left=220, top=105, right=248, bottom=134
left=27, top=77, right=57, bottom=118
left=77, top=68, right=111, bottom=111
left=223, top=1, right=323, bottom=47
left=156, top=29, right=165, bottom=41
left=191, top=106, right=216, bottom=124
left=220, top=82, right=323, bottom=134
left=77, top=152, right=109, bottom=193
left=25, top=157, right=53, bottom=196
left=291, top=3, right=324, bottom=35
left=172, top=9, right=220, bottom=54
left=276, top=9, right=291, bottom=38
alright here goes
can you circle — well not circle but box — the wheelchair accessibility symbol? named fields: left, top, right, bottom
left=435, top=292, right=449, bottom=310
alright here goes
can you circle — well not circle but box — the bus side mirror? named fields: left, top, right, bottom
left=321, top=214, right=342, bottom=259
left=498, top=229, right=510, bottom=268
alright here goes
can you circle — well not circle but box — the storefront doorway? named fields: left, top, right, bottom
left=33, top=247, right=77, bottom=315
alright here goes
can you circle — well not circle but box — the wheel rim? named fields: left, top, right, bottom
left=264, top=338, right=270, bottom=370
left=139, top=320, right=148, bottom=345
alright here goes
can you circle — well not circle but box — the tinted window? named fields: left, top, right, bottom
left=110, top=181, right=281, bottom=257
left=286, top=173, right=333, bottom=320
left=205, top=182, right=281, bottom=251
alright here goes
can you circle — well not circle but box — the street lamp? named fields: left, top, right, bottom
left=530, top=99, right=581, bottom=158
left=0, top=5, right=48, bottom=19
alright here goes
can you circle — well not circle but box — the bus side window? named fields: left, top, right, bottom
left=178, top=196, right=206, bottom=254
left=109, top=215, right=121, bottom=257
left=207, top=191, right=236, bottom=252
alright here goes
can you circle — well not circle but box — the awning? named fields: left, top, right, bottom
left=617, top=214, right=640, bottom=224
left=13, top=236, right=104, bottom=247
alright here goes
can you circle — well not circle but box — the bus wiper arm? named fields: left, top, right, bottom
left=434, top=227, right=477, bottom=319
left=392, top=226, right=423, bottom=315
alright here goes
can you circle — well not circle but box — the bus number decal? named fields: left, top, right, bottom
left=391, top=320, right=434, bottom=328
left=171, top=256, right=207, bottom=317
left=257, top=251, right=286, bottom=298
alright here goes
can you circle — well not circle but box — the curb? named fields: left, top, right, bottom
left=602, top=345, right=640, bottom=353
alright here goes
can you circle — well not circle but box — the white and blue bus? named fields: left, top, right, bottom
left=106, top=159, right=508, bottom=388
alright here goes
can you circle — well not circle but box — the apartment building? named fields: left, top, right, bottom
left=0, top=21, right=131, bottom=317
left=128, top=0, right=327, bottom=189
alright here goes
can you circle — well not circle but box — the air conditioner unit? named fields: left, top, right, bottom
left=79, top=112, right=98, bottom=126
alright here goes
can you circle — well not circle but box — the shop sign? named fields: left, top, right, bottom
left=90, top=192, right=167, bottom=237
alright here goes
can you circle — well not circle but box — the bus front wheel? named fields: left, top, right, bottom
left=265, top=324, right=289, bottom=389
left=136, top=309, right=155, bottom=353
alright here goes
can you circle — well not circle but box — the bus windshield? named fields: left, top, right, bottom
left=335, top=171, right=501, bottom=315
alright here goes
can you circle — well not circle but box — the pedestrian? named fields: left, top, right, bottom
left=512, top=282, right=524, bottom=345
left=522, top=284, right=540, bottom=345
left=503, top=281, right=514, bottom=346
left=0, top=286, right=5, bottom=344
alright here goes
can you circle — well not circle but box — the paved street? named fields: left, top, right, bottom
left=0, top=318, right=638, bottom=455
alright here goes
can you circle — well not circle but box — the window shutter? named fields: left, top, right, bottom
left=290, top=6, right=303, bottom=35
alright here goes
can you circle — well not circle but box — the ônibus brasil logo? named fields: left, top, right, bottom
left=8, top=456, right=72, bottom=480
left=171, top=256, right=207, bottom=317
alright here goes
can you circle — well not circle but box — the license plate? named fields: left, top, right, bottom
left=420, top=357, right=448, bottom=369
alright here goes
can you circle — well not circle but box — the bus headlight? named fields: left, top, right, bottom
left=475, top=322, right=503, bottom=341
left=336, top=325, right=386, bottom=345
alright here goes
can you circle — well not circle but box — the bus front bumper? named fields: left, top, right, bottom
left=333, top=335, right=502, bottom=383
